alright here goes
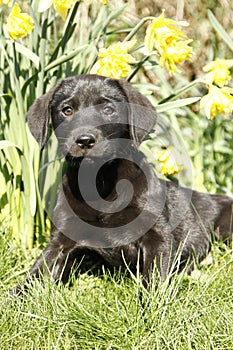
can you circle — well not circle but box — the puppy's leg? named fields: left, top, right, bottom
left=30, top=232, right=77, bottom=280
left=214, top=200, right=233, bottom=243
left=11, top=231, right=80, bottom=295
left=140, top=231, right=173, bottom=287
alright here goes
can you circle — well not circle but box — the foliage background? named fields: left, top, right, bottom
left=1, top=0, right=233, bottom=246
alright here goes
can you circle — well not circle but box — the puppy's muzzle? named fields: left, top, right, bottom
left=76, top=133, right=96, bottom=149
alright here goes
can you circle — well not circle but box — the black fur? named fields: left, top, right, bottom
left=12, top=74, right=233, bottom=294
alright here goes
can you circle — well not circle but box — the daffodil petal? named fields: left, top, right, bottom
left=6, top=3, right=34, bottom=40
left=54, top=3, right=68, bottom=20
left=38, top=0, right=53, bottom=12
left=200, top=84, right=233, bottom=119
left=203, top=59, right=233, bottom=87
left=53, top=0, right=76, bottom=20
left=90, top=41, right=136, bottom=79
left=156, top=146, right=183, bottom=176
left=145, top=10, right=192, bottom=75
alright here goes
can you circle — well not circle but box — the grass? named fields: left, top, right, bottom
left=0, top=232, right=233, bottom=349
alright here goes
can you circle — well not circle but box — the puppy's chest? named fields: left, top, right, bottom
left=73, top=199, right=141, bottom=227
left=96, top=207, right=141, bottom=227
left=62, top=164, right=147, bottom=226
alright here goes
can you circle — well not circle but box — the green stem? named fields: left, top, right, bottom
left=127, top=55, right=151, bottom=82
left=37, top=11, right=49, bottom=96
left=124, top=16, right=154, bottom=42
left=158, top=79, right=202, bottom=104
left=208, top=10, right=233, bottom=52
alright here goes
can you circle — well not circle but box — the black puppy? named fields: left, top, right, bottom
left=12, top=74, right=233, bottom=293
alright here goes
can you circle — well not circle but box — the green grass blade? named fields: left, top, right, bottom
left=14, top=42, right=40, bottom=69
left=0, top=140, right=19, bottom=150
left=158, top=80, right=201, bottom=104
left=208, top=10, right=233, bottom=51
left=44, top=45, right=88, bottom=72
left=156, top=97, right=201, bottom=113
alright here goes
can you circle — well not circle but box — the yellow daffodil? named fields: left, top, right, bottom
left=90, top=41, right=136, bottom=79
left=6, top=3, right=34, bottom=40
left=145, top=9, right=192, bottom=75
left=145, top=10, right=188, bottom=52
left=0, top=0, right=11, bottom=6
left=200, top=84, right=233, bottom=120
left=159, top=38, right=193, bottom=75
left=38, top=0, right=53, bottom=12
left=38, top=0, right=76, bottom=20
left=203, top=59, right=233, bottom=87
left=156, top=147, right=183, bottom=176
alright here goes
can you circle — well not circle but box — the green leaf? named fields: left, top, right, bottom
left=14, top=42, right=40, bottom=69
left=0, top=140, right=19, bottom=150
left=45, top=45, right=88, bottom=72
left=156, top=97, right=201, bottom=113
left=158, top=79, right=201, bottom=104
left=124, top=16, right=151, bottom=41
left=208, top=10, right=233, bottom=51
left=21, top=154, right=37, bottom=217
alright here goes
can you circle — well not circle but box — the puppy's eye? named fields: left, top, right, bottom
left=62, top=106, right=74, bottom=116
left=103, top=106, right=114, bottom=115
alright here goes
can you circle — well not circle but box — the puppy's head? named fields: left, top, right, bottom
left=27, top=74, right=157, bottom=162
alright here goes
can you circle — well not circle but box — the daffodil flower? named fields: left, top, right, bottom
left=6, top=3, right=34, bottom=40
left=159, top=38, right=193, bottom=74
left=0, top=0, right=11, bottom=6
left=90, top=41, right=136, bottom=79
left=145, top=9, right=192, bottom=75
left=145, top=10, right=189, bottom=52
left=38, top=0, right=76, bottom=20
left=156, top=147, right=183, bottom=176
left=200, top=84, right=233, bottom=119
left=203, top=59, right=233, bottom=87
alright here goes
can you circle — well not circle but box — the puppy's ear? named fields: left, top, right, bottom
left=117, top=79, right=157, bottom=144
left=27, top=82, right=62, bottom=149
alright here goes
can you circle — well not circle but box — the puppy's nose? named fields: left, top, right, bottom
left=76, top=134, right=96, bottom=149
